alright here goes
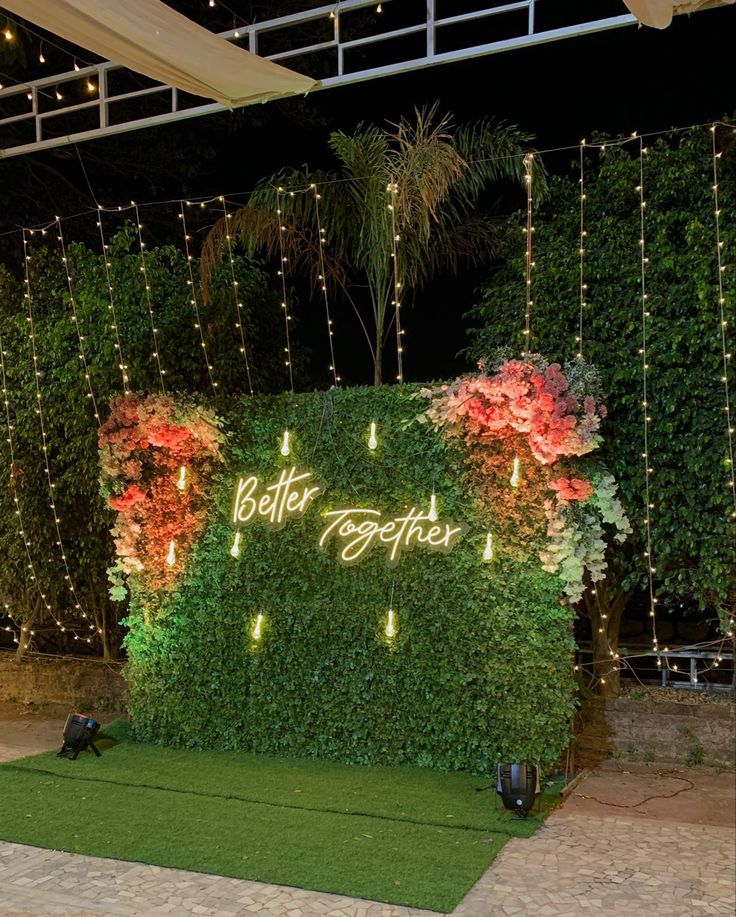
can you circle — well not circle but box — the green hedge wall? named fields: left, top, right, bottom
left=124, top=386, right=575, bottom=773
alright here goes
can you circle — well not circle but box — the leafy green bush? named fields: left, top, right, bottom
left=124, top=386, right=575, bottom=772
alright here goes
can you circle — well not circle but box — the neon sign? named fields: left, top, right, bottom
left=232, top=467, right=322, bottom=530
left=230, top=469, right=465, bottom=565
left=318, top=507, right=465, bottom=566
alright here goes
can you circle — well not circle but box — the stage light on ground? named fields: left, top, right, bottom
left=496, top=764, right=540, bottom=818
left=57, top=712, right=102, bottom=760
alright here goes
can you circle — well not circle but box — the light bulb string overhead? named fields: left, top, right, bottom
left=636, top=138, right=659, bottom=655
left=311, top=182, right=339, bottom=387
left=219, top=195, right=254, bottom=395
left=710, top=123, right=736, bottom=522
left=94, top=208, right=131, bottom=395
left=133, top=203, right=166, bottom=394
left=3, top=120, right=731, bottom=240
left=55, top=218, right=100, bottom=424
left=577, top=141, right=587, bottom=359
left=275, top=188, right=295, bottom=394
left=21, top=230, right=98, bottom=642
left=387, top=179, right=404, bottom=383
left=179, top=203, right=218, bottom=396
left=522, top=152, right=534, bottom=356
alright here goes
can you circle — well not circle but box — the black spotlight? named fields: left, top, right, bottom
left=57, top=712, right=102, bottom=760
left=496, top=764, right=540, bottom=818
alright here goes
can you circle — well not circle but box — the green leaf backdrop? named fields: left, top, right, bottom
left=124, top=387, right=576, bottom=772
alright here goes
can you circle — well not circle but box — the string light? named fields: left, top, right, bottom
left=578, top=141, right=587, bottom=359
left=166, top=540, right=177, bottom=566
left=482, top=531, right=494, bottom=563
left=3, top=28, right=13, bottom=41
left=38, top=44, right=45, bottom=64
left=86, top=79, right=96, bottom=94
left=311, top=183, right=340, bottom=386
left=368, top=420, right=378, bottom=450
left=510, top=456, right=521, bottom=488
left=522, top=152, right=534, bottom=355
left=280, top=429, right=290, bottom=457
left=133, top=204, right=166, bottom=393
left=636, top=139, right=659, bottom=654
left=710, top=124, right=736, bottom=521
left=22, top=231, right=97, bottom=640
left=95, top=208, right=131, bottom=394
left=179, top=203, right=218, bottom=395
left=230, top=531, right=241, bottom=558
left=73, top=59, right=80, bottom=71
left=377, top=3, right=383, bottom=12
left=54, top=87, right=63, bottom=101
left=56, top=218, right=100, bottom=424
left=219, top=196, right=254, bottom=395
left=275, top=188, right=295, bottom=393
left=252, top=612, right=264, bottom=640
left=428, top=492, right=438, bottom=522
left=177, top=466, right=187, bottom=491
left=387, top=180, right=404, bottom=383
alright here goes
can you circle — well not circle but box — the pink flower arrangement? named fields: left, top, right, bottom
left=549, top=477, right=595, bottom=502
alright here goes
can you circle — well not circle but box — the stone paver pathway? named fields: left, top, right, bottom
left=1, top=707, right=734, bottom=915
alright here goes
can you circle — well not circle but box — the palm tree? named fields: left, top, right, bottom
left=202, top=105, right=540, bottom=386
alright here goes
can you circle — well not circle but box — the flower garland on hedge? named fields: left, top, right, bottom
left=422, top=354, right=631, bottom=602
left=99, top=394, right=225, bottom=599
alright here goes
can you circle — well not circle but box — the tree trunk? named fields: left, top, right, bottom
left=373, top=338, right=383, bottom=387
left=583, top=584, right=633, bottom=698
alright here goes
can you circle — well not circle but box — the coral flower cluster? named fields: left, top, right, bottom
left=99, top=394, right=224, bottom=597
left=423, top=355, right=630, bottom=602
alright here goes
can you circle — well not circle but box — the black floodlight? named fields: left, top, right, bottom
left=496, top=764, right=540, bottom=818
left=57, top=712, right=102, bottom=760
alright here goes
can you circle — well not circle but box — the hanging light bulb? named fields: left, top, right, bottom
left=86, top=79, right=96, bottom=93
left=368, top=420, right=378, bottom=451
left=165, top=540, right=176, bottom=566
left=376, top=2, right=383, bottom=11
left=177, top=466, right=187, bottom=491
left=230, top=531, right=241, bottom=558
left=428, top=493, right=438, bottom=522
left=510, top=456, right=521, bottom=488
left=280, top=429, right=290, bottom=457
left=3, top=28, right=13, bottom=42
left=39, top=46, right=46, bottom=64
left=386, top=608, right=396, bottom=638
left=483, top=531, right=494, bottom=563
left=73, top=59, right=80, bottom=71
left=252, top=613, right=263, bottom=640
left=54, top=87, right=63, bottom=101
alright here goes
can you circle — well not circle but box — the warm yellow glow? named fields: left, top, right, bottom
left=232, top=467, right=322, bottom=530
left=280, top=429, right=290, bottom=456
left=252, top=613, right=263, bottom=640
left=177, top=466, right=187, bottom=491
left=368, top=420, right=378, bottom=451
left=3, top=28, right=13, bottom=41
left=319, top=507, right=464, bottom=565
left=428, top=493, right=438, bottom=522
left=483, top=531, right=494, bottom=563
left=165, top=540, right=176, bottom=566
left=230, top=531, right=241, bottom=558
left=510, top=456, right=521, bottom=488
left=385, top=608, right=396, bottom=638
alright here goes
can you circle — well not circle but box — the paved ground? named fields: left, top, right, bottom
left=1, top=704, right=734, bottom=916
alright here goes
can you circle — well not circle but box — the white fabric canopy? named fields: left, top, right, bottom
left=0, top=0, right=318, bottom=106
left=624, top=0, right=734, bottom=29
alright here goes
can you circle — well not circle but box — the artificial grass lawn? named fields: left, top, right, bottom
left=0, top=722, right=560, bottom=912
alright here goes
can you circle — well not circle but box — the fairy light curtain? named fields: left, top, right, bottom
left=0, top=0, right=318, bottom=106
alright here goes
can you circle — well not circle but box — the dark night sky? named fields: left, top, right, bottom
left=2, top=1, right=734, bottom=385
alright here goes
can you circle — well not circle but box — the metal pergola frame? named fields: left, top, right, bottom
left=0, top=0, right=723, bottom=159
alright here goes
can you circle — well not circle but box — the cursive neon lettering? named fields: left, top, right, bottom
left=232, top=467, right=322, bottom=529
left=319, top=506, right=464, bottom=566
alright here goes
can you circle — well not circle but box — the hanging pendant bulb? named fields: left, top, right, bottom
left=386, top=608, right=396, bottom=638
left=165, top=540, right=176, bottom=566
left=376, top=2, right=383, bottom=11
left=230, top=531, right=241, bottom=558
left=368, top=420, right=378, bottom=451
left=483, top=531, right=494, bottom=563
left=428, top=492, right=438, bottom=522
left=510, top=456, right=521, bottom=488
left=252, top=613, right=264, bottom=640
left=280, top=429, right=290, bottom=457
left=177, top=466, right=187, bottom=491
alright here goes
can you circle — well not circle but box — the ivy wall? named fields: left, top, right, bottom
left=124, top=386, right=575, bottom=772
